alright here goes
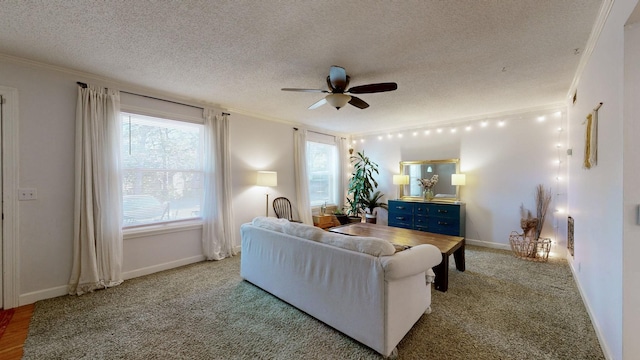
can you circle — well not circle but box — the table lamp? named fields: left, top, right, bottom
left=392, top=174, right=410, bottom=199
left=451, top=173, right=466, bottom=202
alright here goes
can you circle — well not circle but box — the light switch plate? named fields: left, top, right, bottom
left=18, top=188, right=37, bottom=200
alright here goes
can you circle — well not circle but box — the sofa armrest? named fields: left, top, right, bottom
left=380, top=244, right=442, bottom=280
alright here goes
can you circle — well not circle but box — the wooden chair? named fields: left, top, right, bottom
left=272, top=197, right=299, bottom=222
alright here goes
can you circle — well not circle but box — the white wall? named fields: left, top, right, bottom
left=229, top=113, right=298, bottom=234
left=566, top=1, right=639, bottom=359
left=353, top=108, right=568, bottom=254
left=623, top=5, right=640, bottom=360
left=0, top=56, right=299, bottom=305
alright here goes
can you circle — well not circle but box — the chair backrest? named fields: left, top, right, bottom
left=273, top=197, right=295, bottom=221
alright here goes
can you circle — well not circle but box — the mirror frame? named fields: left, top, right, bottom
left=398, top=159, right=460, bottom=202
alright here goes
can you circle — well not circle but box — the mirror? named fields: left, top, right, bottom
left=399, top=159, right=460, bottom=202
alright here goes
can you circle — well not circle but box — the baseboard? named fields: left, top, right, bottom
left=17, top=255, right=206, bottom=306
left=567, top=258, right=613, bottom=360
left=465, top=238, right=511, bottom=250
left=122, top=255, right=206, bottom=280
left=19, top=285, right=68, bottom=306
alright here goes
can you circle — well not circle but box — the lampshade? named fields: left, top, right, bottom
left=257, top=171, right=278, bottom=187
left=451, top=173, right=466, bottom=186
left=427, top=166, right=433, bottom=173
left=392, top=174, right=410, bottom=185
left=326, top=94, right=351, bottom=109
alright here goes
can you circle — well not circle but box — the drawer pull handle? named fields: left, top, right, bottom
left=438, top=209, right=448, bottom=213
left=396, top=216, right=405, bottom=220
left=438, top=221, right=449, bottom=225
left=396, top=206, right=405, bottom=210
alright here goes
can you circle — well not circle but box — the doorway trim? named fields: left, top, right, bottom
left=1, top=85, right=20, bottom=309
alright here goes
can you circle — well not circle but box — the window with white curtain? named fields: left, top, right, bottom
left=306, top=133, right=339, bottom=207
left=120, top=112, right=204, bottom=227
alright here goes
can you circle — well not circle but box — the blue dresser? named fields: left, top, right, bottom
left=388, top=200, right=465, bottom=237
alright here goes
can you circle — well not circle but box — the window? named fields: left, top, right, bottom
left=121, top=112, right=204, bottom=226
left=306, top=135, right=340, bottom=207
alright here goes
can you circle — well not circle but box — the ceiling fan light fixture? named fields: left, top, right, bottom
left=326, top=94, right=351, bottom=109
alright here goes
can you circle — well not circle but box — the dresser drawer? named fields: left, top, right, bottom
left=388, top=214, right=413, bottom=228
left=414, top=215, right=429, bottom=231
left=414, top=203, right=429, bottom=216
left=388, top=200, right=413, bottom=215
left=428, top=217, right=460, bottom=236
left=428, top=204, right=457, bottom=219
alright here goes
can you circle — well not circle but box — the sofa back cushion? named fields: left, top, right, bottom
left=252, top=216, right=289, bottom=233
left=253, top=218, right=395, bottom=257
left=282, top=221, right=326, bottom=241
left=319, top=232, right=396, bottom=257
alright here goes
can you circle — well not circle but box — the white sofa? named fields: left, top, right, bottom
left=240, top=217, right=442, bottom=358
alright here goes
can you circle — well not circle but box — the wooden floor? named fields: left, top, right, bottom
left=0, top=304, right=34, bottom=360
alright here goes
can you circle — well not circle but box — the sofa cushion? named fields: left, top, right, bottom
left=282, top=221, right=326, bottom=241
left=319, top=232, right=396, bottom=257
left=251, top=216, right=289, bottom=233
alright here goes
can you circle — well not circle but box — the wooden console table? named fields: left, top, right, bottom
left=329, top=222, right=465, bottom=292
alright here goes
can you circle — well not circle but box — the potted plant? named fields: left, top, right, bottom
left=347, top=151, right=380, bottom=220
left=333, top=207, right=350, bottom=225
left=362, top=190, right=388, bottom=224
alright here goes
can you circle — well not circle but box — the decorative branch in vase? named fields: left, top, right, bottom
left=511, top=184, right=553, bottom=261
left=418, top=175, right=438, bottom=201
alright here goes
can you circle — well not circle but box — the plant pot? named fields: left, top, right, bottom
left=365, top=213, right=377, bottom=224
left=348, top=216, right=362, bottom=223
left=335, top=214, right=349, bottom=225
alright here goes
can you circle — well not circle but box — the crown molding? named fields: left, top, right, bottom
left=567, top=0, right=615, bottom=101
left=0, top=53, right=350, bottom=137
left=0, top=53, right=227, bottom=113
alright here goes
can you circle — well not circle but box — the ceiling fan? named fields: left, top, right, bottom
left=282, top=65, right=398, bottom=110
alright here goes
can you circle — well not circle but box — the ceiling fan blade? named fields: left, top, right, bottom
left=329, top=65, right=348, bottom=91
left=282, top=88, right=329, bottom=93
left=348, top=96, right=369, bottom=109
left=308, top=98, right=327, bottom=110
left=347, top=82, right=398, bottom=94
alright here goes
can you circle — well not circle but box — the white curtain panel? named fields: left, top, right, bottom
left=69, top=84, right=123, bottom=295
left=202, top=110, right=237, bottom=260
left=294, top=129, right=313, bottom=225
left=336, top=137, right=348, bottom=211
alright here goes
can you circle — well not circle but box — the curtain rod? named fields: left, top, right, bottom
left=594, top=102, right=603, bottom=111
left=293, top=127, right=346, bottom=139
left=76, top=81, right=230, bottom=116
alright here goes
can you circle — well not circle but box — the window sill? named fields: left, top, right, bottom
left=123, top=219, right=203, bottom=240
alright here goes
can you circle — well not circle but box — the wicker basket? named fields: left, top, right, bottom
left=509, top=231, right=551, bottom=262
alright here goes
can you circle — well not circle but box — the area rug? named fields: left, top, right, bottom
left=22, top=246, right=605, bottom=359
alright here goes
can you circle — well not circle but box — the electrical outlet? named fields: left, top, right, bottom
left=18, top=188, right=37, bottom=200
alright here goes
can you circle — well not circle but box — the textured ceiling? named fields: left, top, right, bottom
left=0, top=0, right=602, bottom=135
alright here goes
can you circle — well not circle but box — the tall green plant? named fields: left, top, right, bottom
left=363, top=190, right=388, bottom=214
left=347, top=151, right=379, bottom=216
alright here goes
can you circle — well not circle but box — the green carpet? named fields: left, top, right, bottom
left=23, top=245, right=604, bottom=359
